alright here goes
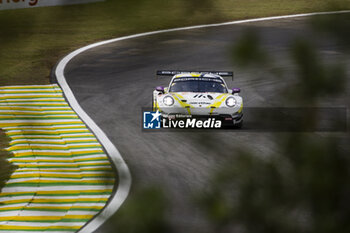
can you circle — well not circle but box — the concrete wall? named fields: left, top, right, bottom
left=0, top=0, right=103, bottom=10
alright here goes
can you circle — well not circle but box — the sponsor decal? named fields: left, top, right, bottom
left=173, top=77, right=223, bottom=83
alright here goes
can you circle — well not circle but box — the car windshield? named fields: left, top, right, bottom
left=169, top=77, right=227, bottom=93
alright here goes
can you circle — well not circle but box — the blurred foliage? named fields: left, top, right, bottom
left=290, top=39, right=346, bottom=102
left=232, top=18, right=348, bottom=104
left=101, top=186, right=172, bottom=233
left=199, top=12, right=350, bottom=233
left=311, top=13, right=350, bottom=51
left=232, top=29, right=269, bottom=68
left=198, top=135, right=350, bottom=233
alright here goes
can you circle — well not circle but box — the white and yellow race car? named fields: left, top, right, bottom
left=153, top=71, right=243, bottom=128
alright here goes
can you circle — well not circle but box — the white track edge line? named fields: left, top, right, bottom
left=54, top=10, right=350, bottom=233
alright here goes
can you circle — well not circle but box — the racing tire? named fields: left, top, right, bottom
left=233, top=120, right=243, bottom=129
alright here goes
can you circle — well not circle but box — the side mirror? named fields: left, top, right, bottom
left=232, top=88, right=241, bottom=94
left=156, top=86, right=165, bottom=94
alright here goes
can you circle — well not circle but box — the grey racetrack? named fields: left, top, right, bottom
left=62, top=16, right=349, bottom=232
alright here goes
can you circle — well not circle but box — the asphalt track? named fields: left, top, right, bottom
left=63, top=16, right=349, bottom=232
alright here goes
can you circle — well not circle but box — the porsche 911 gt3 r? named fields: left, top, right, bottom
left=153, top=71, right=243, bottom=128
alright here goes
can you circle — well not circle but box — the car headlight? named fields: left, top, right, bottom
left=225, top=97, right=237, bottom=107
left=163, top=96, right=175, bottom=106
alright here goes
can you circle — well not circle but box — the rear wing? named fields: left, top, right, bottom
left=156, top=70, right=234, bottom=80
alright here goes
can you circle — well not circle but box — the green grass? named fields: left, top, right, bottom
left=0, top=130, right=17, bottom=191
left=0, top=0, right=349, bottom=86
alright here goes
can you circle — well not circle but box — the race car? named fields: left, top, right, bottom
left=153, top=70, right=243, bottom=128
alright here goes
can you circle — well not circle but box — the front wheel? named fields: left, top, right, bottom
left=152, top=95, right=158, bottom=111
left=233, top=120, right=243, bottom=129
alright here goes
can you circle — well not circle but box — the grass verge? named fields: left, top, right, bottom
left=0, top=0, right=349, bottom=86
